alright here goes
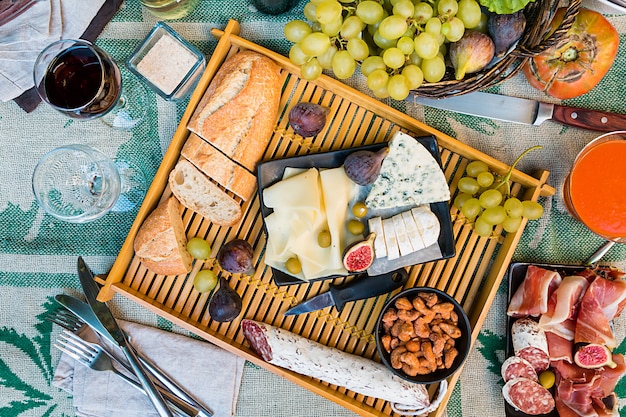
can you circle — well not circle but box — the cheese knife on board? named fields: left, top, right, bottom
left=284, top=268, right=408, bottom=316
left=408, top=91, right=626, bottom=132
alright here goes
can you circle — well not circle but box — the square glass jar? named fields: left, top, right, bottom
left=127, top=22, right=205, bottom=101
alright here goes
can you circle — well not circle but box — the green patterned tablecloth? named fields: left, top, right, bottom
left=1, top=1, right=626, bottom=416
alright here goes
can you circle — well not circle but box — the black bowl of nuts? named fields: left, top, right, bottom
left=375, top=287, right=471, bottom=383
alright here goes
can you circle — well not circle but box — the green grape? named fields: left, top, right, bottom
left=373, top=85, right=389, bottom=98
left=458, top=177, right=480, bottom=194
left=321, top=16, right=343, bottom=36
left=461, top=197, right=481, bottom=220
left=401, top=64, right=424, bottom=89
left=438, top=0, right=459, bottom=16
left=356, top=0, right=385, bottom=25
left=408, top=51, right=423, bottom=66
left=482, top=206, right=506, bottom=225
left=474, top=12, right=488, bottom=33
left=378, top=15, right=408, bottom=40
left=421, top=55, right=445, bottom=82
left=474, top=216, right=493, bottom=237
left=373, top=30, right=397, bottom=49
left=284, top=20, right=312, bottom=43
left=397, top=36, right=415, bottom=55
left=187, top=237, right=212, bottom=260
left=301, top=58, right=323, bottom=80
left=382, top=47, right=405, bottom=69
left=361, top=55, right=386, bottom=75
left=414, top=32, right=439, bottom=59
left=502, top=216, right=522, bottom=233
left=503, top=197, right=523, bottom=218
left=387, top=74, right=410, bottom=100
left=413, top=2, right=433, bottom=23
left=457, top=0, right=482, bottom=29
left=441, top=17, right=465, bottom=42
left=332, top=50, right=357, bottom=79
left=465, top=160, right=489, bottom=177
left=367, top=68, right=389, bottom=90
left=347, top=38, right=370, bottom=61
left=478, top=189, right=503, bottom=209
left=315, top=0, right=342, bottom=25
left=424, top=17, right=442, bottom=35
left=310, top=0, right=327, bottom=5
left=340, top=15, right=364, bottom=39
left=393, top=0, right=415, bottom=19
left=289, top=44, right=309, bottom=66
left=194, top=270, right=218, bottom=293
left=300, top=32, right=331, bottom=56
left=476, top=171, right=494, bottom=187
left=453, top=192, right=472, bottom=209
left=317, top=45, right=338, bottom=69
left=303, top=2, right=318, bottom=22
left=522, top=200, right=544, bottom=220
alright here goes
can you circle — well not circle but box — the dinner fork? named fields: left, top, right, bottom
left=55, top=330, right=200, bottom=417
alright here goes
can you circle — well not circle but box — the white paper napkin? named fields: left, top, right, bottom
left=0, top=0, right=106, bottom=102
left=53, top=320, right=245, bottom=417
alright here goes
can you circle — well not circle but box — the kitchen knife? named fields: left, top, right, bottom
left=284, top=268, right=408, bottom=316
left=77, top=257, right=174, bottom=417
left=54, top=294, right=212, bottom=417
left=408, top=91, right=626, bottom=132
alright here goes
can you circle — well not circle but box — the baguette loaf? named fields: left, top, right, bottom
left=181, top=133, right=257, bottom=201
left=169, top=159, right=242, bottom=226
left=134, top=196, right=192, bottom=275
left=187, top=50, right=281, bottom=172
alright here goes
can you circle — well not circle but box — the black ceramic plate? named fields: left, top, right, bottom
left=504, top=262, right=588, bottom=417
left=257, top=135, right=455, bottom=286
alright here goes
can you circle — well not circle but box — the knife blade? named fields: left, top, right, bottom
left=77, top=257, right=174, bottom=417
left=408, top=91, right=626, bottom=132
left=284, top=268, right=408, bottom=316
left=54, top=294, right=212, bottom=417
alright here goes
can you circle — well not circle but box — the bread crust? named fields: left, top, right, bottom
left=181, top=133, right=257, bottom=201
left=187, top=50, right=281, bottom=172
left=133, top=196, right=192, bottom=275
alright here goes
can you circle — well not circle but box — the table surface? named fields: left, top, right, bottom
left=1, top=1, right=626, bottom=416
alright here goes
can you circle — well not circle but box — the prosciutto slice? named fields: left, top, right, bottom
left=508, top=266, right=562, bottom=318
left=545, top=331, right=574, bottom=363
left=539, top=275, right=589, bottom=337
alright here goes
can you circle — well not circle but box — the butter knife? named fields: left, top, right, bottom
left=77, top=257, right=174, bottom=417
left=55, top=294, right=212, bottom=417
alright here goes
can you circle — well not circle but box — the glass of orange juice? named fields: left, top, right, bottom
left=563, top=131, right=626, bottom=243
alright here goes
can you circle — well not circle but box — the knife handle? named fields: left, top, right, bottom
left=329, top=268, right=408, bottom=312
left=552, top=105, right=626, bottom=132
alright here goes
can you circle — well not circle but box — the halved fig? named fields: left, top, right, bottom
left=343, top=233, right=375, bottom=272
left=574, top=343, right=617, bottom=369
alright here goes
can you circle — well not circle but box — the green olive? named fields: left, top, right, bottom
left=285, top=257, right=302, bottom=274
left=347, top=219, right=365, bottom=235
left=318, top=230, right=331, bottom=247
left=351, top=202, right=369, bottom=218
left=538, top=370, right=555, bottom=389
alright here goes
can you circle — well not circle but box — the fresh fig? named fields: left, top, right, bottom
left=449, top=30, right=495, bottom=80
left=288, top=102, right=329, bottom=137
left=574, top=343, right=617, bottom=369
left=343, top=233, right=376, bottom=272
left=209, top=277, right=243, bottom=322
left=343, top=147, right=388, bottom=186
left=487, top=10, right=526, bottom=58
left=217, top=239, right=255, bottom=275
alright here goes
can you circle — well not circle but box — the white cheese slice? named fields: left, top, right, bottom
left=411, top=206, right=440, bottom=247
left=382, top=217, right=400, bottom=260
left=365, top=131, right=451, bottom=210
left=401, top=210, right=426, bottom=251
left=367, top=216, right=387, bottom=258
left=392, top=214, right=414, bottom=256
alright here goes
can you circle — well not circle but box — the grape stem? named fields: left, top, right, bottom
left=493, top=145, right=542, bottom=197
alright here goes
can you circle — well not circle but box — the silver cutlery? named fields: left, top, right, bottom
left=54, top=330, right=199, bottom=417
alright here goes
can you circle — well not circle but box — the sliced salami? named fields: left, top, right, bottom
left=502, top=377, right=555, bottom=415
left=501, top=356, right=539, bottom=383
left=512, top=318, right=550, bottom=372
left=241, top=319, right=445, bottom=414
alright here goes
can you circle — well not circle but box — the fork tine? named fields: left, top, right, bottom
left=46, top=308, right=85, bottom=332
left=54, top=341, right=92, bottom=364
left=58, top=332, right=98, bottom=357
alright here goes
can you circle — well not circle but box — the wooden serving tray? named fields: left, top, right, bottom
left=98, top=20, right=556, bottom=417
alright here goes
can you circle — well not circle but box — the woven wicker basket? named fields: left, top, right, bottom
left=413, top=0, right=582, bottom=98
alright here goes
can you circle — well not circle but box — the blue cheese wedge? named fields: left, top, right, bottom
left=365, top=131, right=450, bottom=210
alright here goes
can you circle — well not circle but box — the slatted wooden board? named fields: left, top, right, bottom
left=98, top=20, right=555, bottom=417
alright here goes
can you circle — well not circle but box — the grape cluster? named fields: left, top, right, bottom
left=284, top=0, right=485, bottom=100
left=453, top=151, right=544, bottom=237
